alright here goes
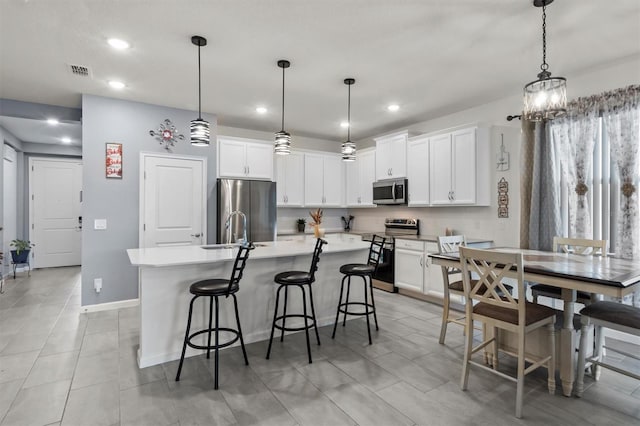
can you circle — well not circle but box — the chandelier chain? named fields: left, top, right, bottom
left=281, top=66, right=285, bottom=131
left=541, top=3, right=548, bottom=72
left=347, top=83, right=351, bottom=141
left=197, top=43, right=202, bottom=118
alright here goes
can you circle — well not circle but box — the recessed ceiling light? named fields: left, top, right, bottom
left=108, top=80, right=125, bottom=90
left=340, top=121, right=350, bottom=128
left=108, top=38, right=130, bottom=50
left=256, top=107, right=268, bottom=114
left=46, top=118, right=59, bottom=126
left=387, top=104, right=400, bottom=112
left=61, top=137, right=72, bottom=144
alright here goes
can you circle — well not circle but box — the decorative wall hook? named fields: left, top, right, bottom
left=496, top=134, right=510, bottom=171
left=149, top=119, right=185, bottom=152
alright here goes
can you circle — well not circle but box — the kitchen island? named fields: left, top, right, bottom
left=127, top=234, right=369, bottom=368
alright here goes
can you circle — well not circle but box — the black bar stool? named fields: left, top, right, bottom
left=266, top=238, right=327, bottom=364
left=332, top=235, right=386, bottom=344
left=175, top=243, right=254, bottom=389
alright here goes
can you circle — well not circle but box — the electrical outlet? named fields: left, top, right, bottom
left=94, top=278, right=102, bottom=293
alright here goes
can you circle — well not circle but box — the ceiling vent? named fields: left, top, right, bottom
left=68, top=64, right=91, bottom=77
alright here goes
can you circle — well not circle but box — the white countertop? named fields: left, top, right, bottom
left=127, top=234, right=369, bottom=267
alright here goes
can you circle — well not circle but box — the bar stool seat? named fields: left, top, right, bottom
left=267, top=238, right=327, bottom=364
left=332, top=235, right=386, bottom=345
left=175, top=243, right=254, bottom=389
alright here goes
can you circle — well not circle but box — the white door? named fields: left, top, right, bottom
left=3, top=145, right=18, bottom=275
left=323, top=155, right=343, bottom=206
left=30, top=158, right=83, bottom=268
left=284, top=152, right=304, bottom=206
left=394, top=248, right=424, bottom=292
left=345, top=160, right=359, bottom=206
left=451, top=128, right=477, bottom=204
left=141, top=154, right=206, bottom=248
left=375, top=138, right=392, bottom=180
left=218, top=138, right=246, bottom=178
left=304, top=154, right=324, bottom=205
left=389, top=134, right=407, bottom=178
left=275, top=155, right=287, bottom=206
left=245, top=143, right=273, bottom=179
left=429, top=133, right=453, bottom=205
left=407, top=137, right=430, bottom=206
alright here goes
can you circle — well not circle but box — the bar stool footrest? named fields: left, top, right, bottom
left=186, top=327, right=241, bottom=351
left=273, top=314, right=316, bottom=332
left=337, top=301, right=375, bottom=316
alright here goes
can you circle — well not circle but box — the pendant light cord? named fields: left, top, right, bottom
left=347, top=83, right=351, bottom=141
left=540, top=4, right=548, bottom=72
left=281, top=65, right=285, bottom=131
left=197, top=43, right=202, bottom=119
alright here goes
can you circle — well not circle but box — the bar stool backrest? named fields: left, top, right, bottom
left=367, top=235, right=387, bottom=273
left=437, top=235, right=466, bottom=275
left=227, top=242, right=255, bottom=294
left=308, top=238, right=328, bottom=284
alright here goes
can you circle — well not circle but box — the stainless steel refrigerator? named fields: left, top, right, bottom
left=216, top=179, right=277, bottom=244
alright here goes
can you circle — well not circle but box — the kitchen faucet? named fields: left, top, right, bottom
left=225, top=210, right=248, bottom=245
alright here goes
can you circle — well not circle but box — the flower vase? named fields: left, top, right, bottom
left=313, top=225, right=325, bottom=238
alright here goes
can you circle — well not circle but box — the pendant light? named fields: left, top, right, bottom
left=523, top=0, right=566, bottom=121
left=274, top=60, right=291, bottom=155
left=190, top=35, right=210, bottom=146
left=341, top=78, right=356, bottom=162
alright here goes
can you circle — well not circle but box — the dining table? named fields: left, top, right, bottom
left=429, top=247, right=640, bottom=397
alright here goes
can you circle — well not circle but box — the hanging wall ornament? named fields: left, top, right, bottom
left=498, top=177, right=509, bottom=218
left=149, top=119, right=185, bottom=152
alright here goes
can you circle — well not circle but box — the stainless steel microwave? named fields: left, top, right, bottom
left=373, top=178, right=407, bottom=205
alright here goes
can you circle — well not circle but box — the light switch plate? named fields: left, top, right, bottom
left=94, top=219, right=107, bottom=230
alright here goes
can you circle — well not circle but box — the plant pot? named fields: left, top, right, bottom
left=10, top=250, right=30, bottom=264
left=297, top=223, right=305, bottom=233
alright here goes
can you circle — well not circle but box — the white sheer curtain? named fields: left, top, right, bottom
left=550, top=99, right=599, bottom=238
left=602, top=86, right=640, bottom=260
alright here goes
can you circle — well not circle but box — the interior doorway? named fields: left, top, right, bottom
left=3, top=144, right=18, bottom=277
left=29, top=157, right=83, bottom=268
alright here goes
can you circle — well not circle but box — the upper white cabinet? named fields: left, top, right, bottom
left=375, top=132, right=407, bottom=180
left=275, top=151, right=304, bottom=206
left=428, top=126, right=489, bottom=206
left=304, top=153, right=343, bottom=207
left=406, top=135, right=430, bottom=206
left=218, top=136, right=273, bottom=180
left=345, top=149, right=376, bottom=207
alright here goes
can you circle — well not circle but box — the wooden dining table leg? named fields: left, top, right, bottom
left=560, top=288, right=577, bottom=397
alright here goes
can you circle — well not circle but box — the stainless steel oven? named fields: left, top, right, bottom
left=361, top=218, right=419, bottom=292
left=373, top=178, right=407, bottom=205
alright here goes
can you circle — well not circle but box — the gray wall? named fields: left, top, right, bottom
left=1, top=126, right=24, bottom=277
left=81, top=95, right=217, bottom=306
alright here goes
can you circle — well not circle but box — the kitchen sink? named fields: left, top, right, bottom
left=201, top=243, right=269, bottom=250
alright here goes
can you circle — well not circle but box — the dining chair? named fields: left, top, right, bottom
left=576, top=301, right=640, bottom=397
left=531, top=236, right=607, bottom=306
left=459, top=247, right=556, bottom=419
left=437, top=235, right=471, bottom=344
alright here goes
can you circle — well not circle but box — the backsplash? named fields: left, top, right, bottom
left=277, top=207, right=349, bottom=234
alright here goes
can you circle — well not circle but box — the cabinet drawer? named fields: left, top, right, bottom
left=395, top=239, right=424, bottom=251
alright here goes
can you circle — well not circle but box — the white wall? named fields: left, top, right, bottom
left=349, top=55, right=640, bottom=247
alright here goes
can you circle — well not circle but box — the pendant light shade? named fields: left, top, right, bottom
left=274, top=60, right=291, bottom=155
left=191, top=35, right=210, bottom=146
left=341, top=78, right=356, bottom=162
left=523, top=0, right=566, bottom=121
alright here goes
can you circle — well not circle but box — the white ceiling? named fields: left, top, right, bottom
left=1, top=0, right=639, bottom=145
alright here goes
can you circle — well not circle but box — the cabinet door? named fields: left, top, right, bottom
left=375, top=139, right=392, bottom=180
left=358, top=150, right=376, bottom=206
left=429, top=133, right=453, bottom=205
left=345, top=160, right=360, bottom=206
left=422, top=242, right=444, bottom=297
left=322, top=155, right=343, bottom=206
left=407, top=137, right=429, bottom=206
left=395, top=248, right=424, bottom=292
left=304, top=154, right=324, bottom=205
left=451, top=128, right=476, bottom=204
left=285, top=152, right=304, bottom=206
left=245, top=143, right=273, bottom=180
left=389, top=134, right=407, bottom=178
left=275, top=155, right=287, bottom=206
left=218, top=139, right=247, bottom=178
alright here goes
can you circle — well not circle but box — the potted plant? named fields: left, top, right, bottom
left=296, top=218, right=306, bottom=233
left=10, top=239, right=34, bottom=264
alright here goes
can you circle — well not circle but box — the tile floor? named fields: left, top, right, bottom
left=0, top=266, right=639, bottom=425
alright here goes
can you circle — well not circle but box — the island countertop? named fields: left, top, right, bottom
left=127, top=233, right=369, bottom=267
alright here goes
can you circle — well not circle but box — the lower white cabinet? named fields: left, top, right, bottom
left=394, top=239, right=446, bottom=299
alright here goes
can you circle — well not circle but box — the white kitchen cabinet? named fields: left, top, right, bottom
left=346, top=149, right=376, bottom=207
left=218, top=136, right=273, bottom=180
left=428, top=126, right=489, bottom=206
left=375, top=131, right=407, bottom=180
left=304, top=153, right=343, bottom=207
left=394, top=239, right=425, bottom=293
left=422, top=242, right=448, bottom=299
left=407, top=135, right=430, bottom=206
left=275, top=151, right=304, bottom=206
